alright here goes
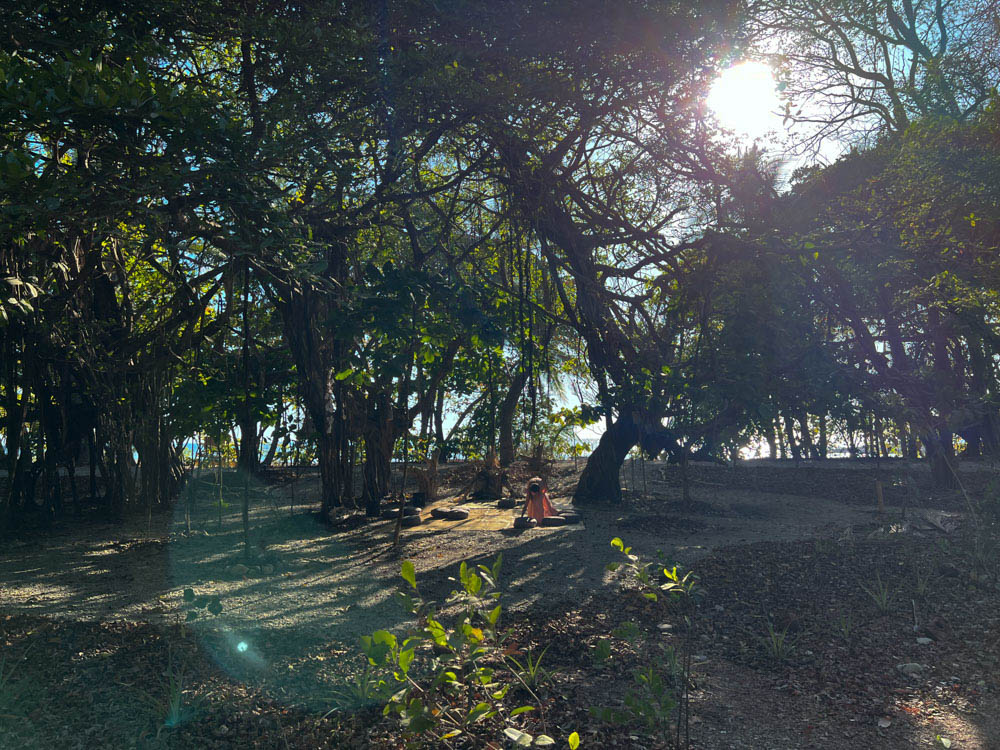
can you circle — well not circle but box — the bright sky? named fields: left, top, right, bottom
left=706, top=61, right=783, bottom=138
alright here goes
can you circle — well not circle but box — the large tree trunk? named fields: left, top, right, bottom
left=764, top=421, right=777, bottom=459
left=274, top=286, right=342, bottom=516
left=362, top=393, right=396, bottom=517
left=924, top=428, right=957, bottom=489
left=573, top=413, right=640, bottom=505
left=316, top=430, right=340, bottom=518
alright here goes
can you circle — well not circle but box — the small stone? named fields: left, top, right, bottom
left=916, top=637, right=933, bottom=645
left=230, top=563, right=249, bottom=577
left=262, top=565, right=274, bottom=575
left=897, top=662, right=925, bottom=676
left=657, top=623, right=673, bottom=631
left=692, top=655, right=708, bottom=663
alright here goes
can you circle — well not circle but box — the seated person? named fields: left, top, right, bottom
left=522, top=476, right=557, bottom=523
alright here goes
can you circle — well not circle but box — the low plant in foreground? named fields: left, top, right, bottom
left=506, top=644, right=558, bottom=691
left=913, top=564, right=933, bottom=598
left=762, top=621, right=795, bottom=663
left=590, top=638, right=613, bottom=669
left=592, top=538, right=698, bottom=748
left=606, top=538, right=699, bottom=605
left=136, top=648, right=202, bottom=733
left=326, top=660, right=389, bottom=713
left=180, top=587, right=223, bottom=621
left=834, top=612, right=855, bottom=643
left=0, top=644, right=32, bottom=718
left=861, top=572, right=894, bottom=613
left=357, top=556, right=571, bottom=748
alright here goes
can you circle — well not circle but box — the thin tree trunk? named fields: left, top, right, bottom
left=498, top=368, right=530, bottom=466
left=783, top=414, right=801, bottom=461
left=818, top=415, right=828, bottom=459
left=799, top=413, right=818, bottom=460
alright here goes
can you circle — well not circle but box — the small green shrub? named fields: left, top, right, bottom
left=0, top=647, right=30, bottom=718
left=606, top=538, right=699, bottom=605
left=136, top=648, right=202, bottom=732
left=326, top=660, right=389, bottom=713
left=834, top=612, right=855, bottom=642
left=913, top=564, right=933, bottom=598
left=761, top=621, right=795, bottom=663
left=506, top=645, right=558, bottom=691
left=861, top=572, right=894, bottom=613
left=359, top=556, right=560, bottom=747
left=180, top=588, right=223, bottom=621
left=591, top=639, right=612, bottom=669
left=593, top=539, right=697, bottom=747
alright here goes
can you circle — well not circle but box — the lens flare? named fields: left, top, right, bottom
left=707, top=61, right=781, bottom=138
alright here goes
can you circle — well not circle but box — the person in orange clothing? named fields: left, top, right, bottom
left=522, top=476, right=557, bottom=523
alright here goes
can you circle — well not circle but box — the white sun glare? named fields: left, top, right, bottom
left=707, top=61, right=781, bottom=138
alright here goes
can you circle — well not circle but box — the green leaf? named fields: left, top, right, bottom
left=510, top=705, right=534, bottom=716
left=401, top=560, right=417, bottom=590
left=397, top=647, right=414, bottom=675
left=182, top=588, right=195, bottom=602
left=568, top=731, right=581, bottom=749
left=334, top=368, right=353, bottom=381
left=185, top=610, right=198, bottom=621
left=371, top=630, right=397, bottom=649
left=466, top=702, right=493, bottom=723
left=610, top=537, right=624, bottom=551
left=207, top=596, right=223, bottom=615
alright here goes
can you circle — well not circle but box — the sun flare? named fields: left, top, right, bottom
left=707, top=61, right=781, bottom=138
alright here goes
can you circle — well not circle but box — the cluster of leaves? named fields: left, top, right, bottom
left=606, top=537, right=699, bottom=604
left=356, top=556, right=572, bottom=747
left=180, top=588, right=223, bottom=621
left=593, top=538, right=700, bottom=746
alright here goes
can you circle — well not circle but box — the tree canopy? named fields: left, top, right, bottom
left=2, top=0, right=998, bottom=529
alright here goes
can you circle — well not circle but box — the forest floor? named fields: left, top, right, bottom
left=1, top=459, right=998, bottom=749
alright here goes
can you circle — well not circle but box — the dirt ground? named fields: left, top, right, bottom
left=1, top=459, right=997, bottom=749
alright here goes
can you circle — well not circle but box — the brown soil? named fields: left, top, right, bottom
left=0, top=459, right=997, bottom=749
